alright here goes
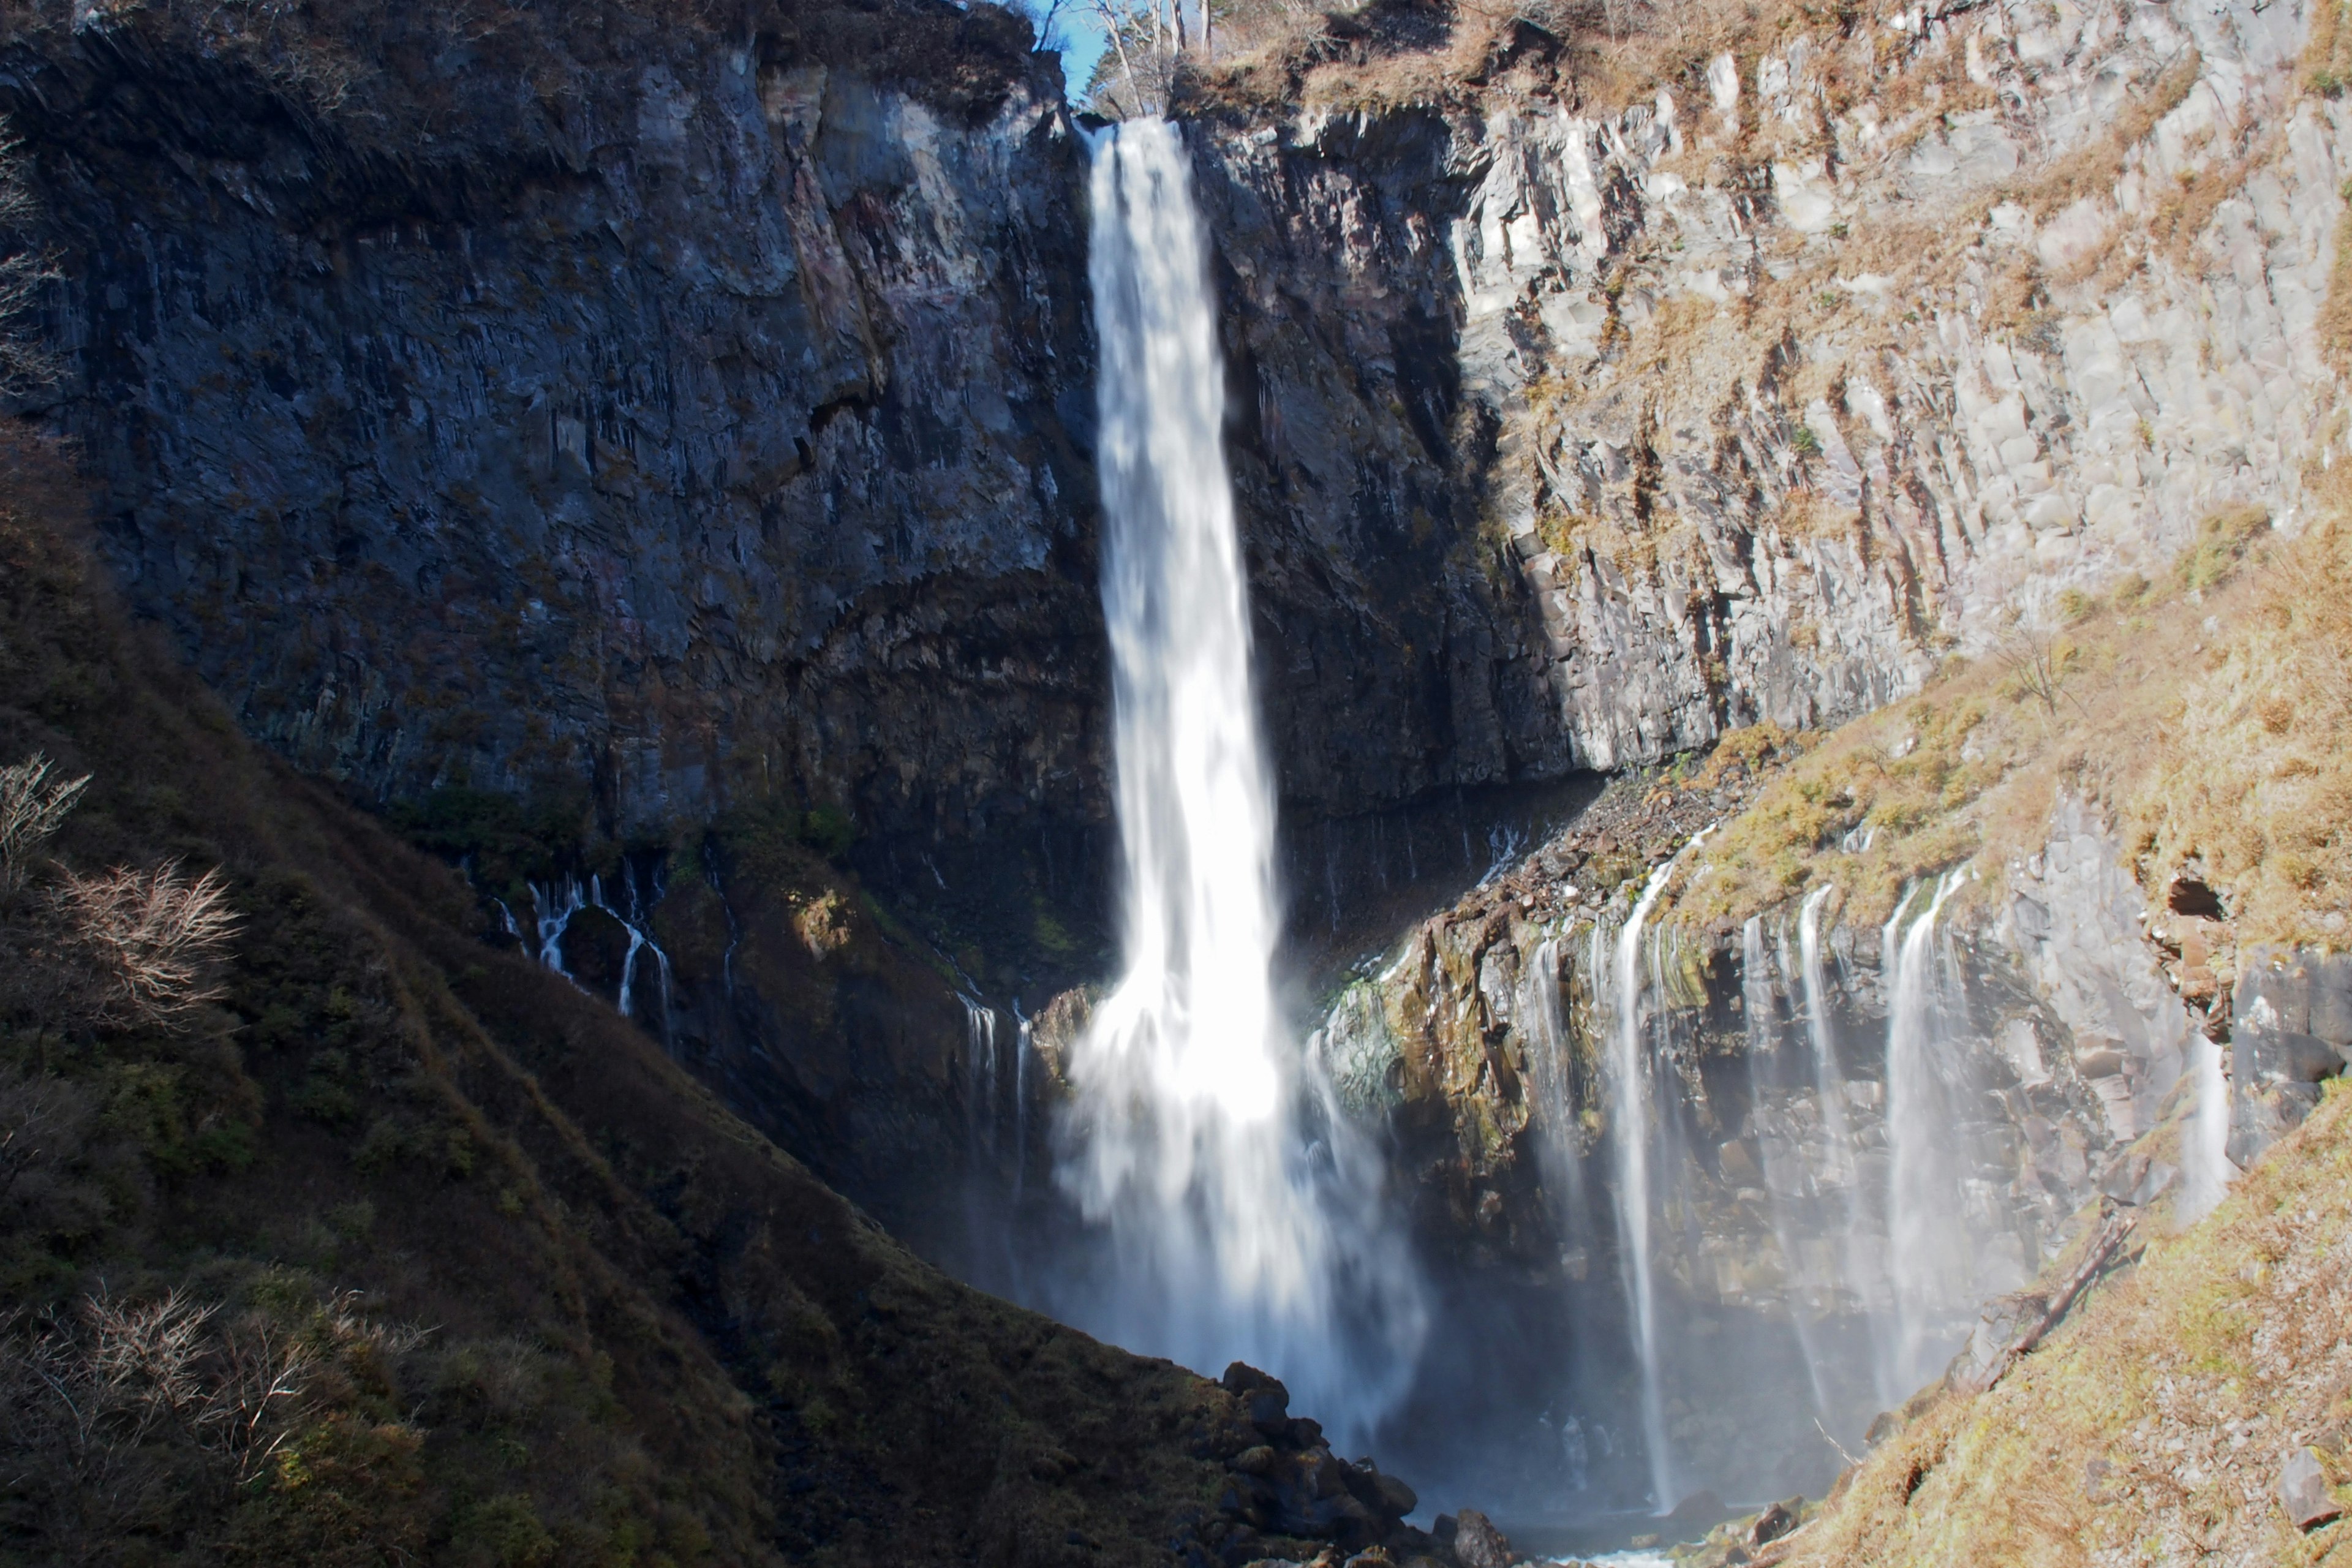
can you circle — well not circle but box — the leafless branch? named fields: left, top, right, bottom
left=52, top=861, right=240, bottom=1023
left=0, top=753, right=89, bottom=895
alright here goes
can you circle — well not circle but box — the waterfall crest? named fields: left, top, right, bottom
left=1055, top=118, right=1423, bottom=1441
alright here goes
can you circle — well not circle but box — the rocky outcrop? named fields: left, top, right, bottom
left=1314, top=760, right=2277, bottom=1513
left=1, top=0, right=1107, bottom=872
left=1200, top=1362, right=1444, bottom=1567
left=1192, top=0, right=2346, bottom=775
left=2228, top=946, right=2352, bottom=1165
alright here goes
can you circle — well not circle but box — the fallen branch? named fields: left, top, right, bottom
left=1955, top=1206, right=2138, bottom=1396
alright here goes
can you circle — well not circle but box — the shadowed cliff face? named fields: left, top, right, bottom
left=1193, top=107, right=1580, bottom=815
left=2, top=0, right=1108, bottom=870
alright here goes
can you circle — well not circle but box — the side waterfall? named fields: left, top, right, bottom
left=1055, top=117, right=1424, bottom=1439
left=1743, top=914, right=1834, bottom=1423
left=1604, top=844, right=1700, bottom=1512
left=1883, top=870, right=1969, bottom=1393
left=1792, top=883, right=1897, bottom=1414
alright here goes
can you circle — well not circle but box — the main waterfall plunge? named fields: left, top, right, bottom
left=1048, top=118, right=1425, bottom=1441
left=932, top=115, right=2240, bottom=1539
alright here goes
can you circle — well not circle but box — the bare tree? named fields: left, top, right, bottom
left=1996, top=628, right=2086, bottom=722
left=1082, top=0, right=1221, bottom=114
left=0, top=753, right=88, bottom=895
left=0, top=124, right=61, bottom=399
left=52, top=862, right=240, bottom=1024
left=0, top=1290, right=319, bottom=1562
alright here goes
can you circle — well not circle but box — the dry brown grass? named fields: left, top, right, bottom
left=51, top=860, right=239, bottom=1024
left=2019, top=48, right=2201, bottom=222
left=1667, top=505, right=2307, bottom=937
left=1782, top=1078, right=2352, bottom=1568
left=2122, top=507, right=2352, bottom=949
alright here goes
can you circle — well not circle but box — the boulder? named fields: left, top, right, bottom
left=1223, top=1362, right=1295, bottom=1436
left=2280, top=1447, right=2342, bottom=1531
left=1339, top=1458, right=1418, bottom=1520
left=1749, top=1500, right=1796, bottom=1547
left=1450, top=1509, right=1514, bottom=1568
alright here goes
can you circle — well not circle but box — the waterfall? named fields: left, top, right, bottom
left=1604, top=848, right=1695, bottom=1512
left=1054, top=116, right=1423, bottom=1439
left=963, top=998, right=1001, bottom=1158
left=2181, top=1034, right=2233, bottom=1223
left=1012, top=1007, right=1034, bottom=1200
left=1883, top=870, right=1967, bottom=1392
left=1520, top=937, right=1591, bottom=1255
left=522, top=871, right=672, bottom=1039
left=1793, top=883, right=1891, bottom=1411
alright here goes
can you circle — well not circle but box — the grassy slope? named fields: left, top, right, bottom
left=1662, top=499, right=2351, bottom=956
left=1651, top=440, right=2352, bottom=1568
left=0, top=428, right=1244, bottom=1565
left=1783, top=1080, right=2352, bottom=1568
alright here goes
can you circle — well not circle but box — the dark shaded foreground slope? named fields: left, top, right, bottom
left=0, top=426, right=1272, bottom=1565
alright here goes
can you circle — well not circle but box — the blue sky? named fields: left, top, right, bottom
left=1048, top=6, right=1114, bottom=104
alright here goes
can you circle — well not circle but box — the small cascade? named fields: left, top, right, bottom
left=530, top=877, right=587, bottom=976
left=1743, top=915, right=1834, bottom=1423
left=962, top=997, right=1002, bottom=1159
left=1602, top=846, right=1697, bottom=1513
left=1883, top=870, right=1969, bottom=1393
left=519, top=866, right=673, bottom=1039
left=1793, top=883, right=1889, bottom=1409
left=1012, top=1005, right=1034, bottom=1199
left=1519, top=937, right=1590, bottom=1254
left=703, top=848, right=743, bottom=1000
left=2181, top=1033, right=2234, bottom=1223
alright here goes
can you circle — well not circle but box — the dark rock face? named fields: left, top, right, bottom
left=1189, top=110, right=1575, bottom=816
left=4, top=3, right=1107, bottom=869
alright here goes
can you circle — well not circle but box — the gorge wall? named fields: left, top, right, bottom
left=1191, top=0, right=2340, bottom=772
left=9, top=0, right=2339, bottom=943
left=3, top=0, right=2351, bottom=1542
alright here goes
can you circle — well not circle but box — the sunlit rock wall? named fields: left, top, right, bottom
left=1316, top=790, right=2242, bottom=1512
left=1194, top=0, right=2346, bottom=778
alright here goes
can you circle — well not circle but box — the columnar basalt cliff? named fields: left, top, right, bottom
left=1186, top=0, right=2342, bottom=774
left=2, top=0, right=1103, bottom=854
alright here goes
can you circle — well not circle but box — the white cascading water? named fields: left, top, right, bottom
left=1604, top=846, right=1695, bottom=1512
left=1883, top=870, right=1968, bottom=1393
left=1056, top=116, right=1423, bottom=1439
left=1521, top=937, right=1586, bottom=1219
left=2181, top=1035, right=2234, bottom=1223
left=1743, top=915, right=1834, bottom=1423
left=1793, top=883, right=1893, bottom=1411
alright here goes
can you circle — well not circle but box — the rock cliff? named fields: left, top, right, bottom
left=1189, top=0, right=2343, bottom=773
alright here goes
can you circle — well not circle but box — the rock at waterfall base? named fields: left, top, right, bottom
left=1447, top=1509, right=1515, bottom=1568
left=1749, top=1501, right=1796, bottom=1547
